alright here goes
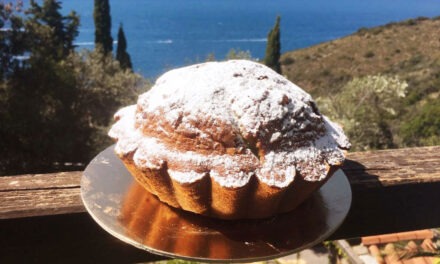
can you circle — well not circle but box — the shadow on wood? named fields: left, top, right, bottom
left=0, top=213, right=166, bottom=264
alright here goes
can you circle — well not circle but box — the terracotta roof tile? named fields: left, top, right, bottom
left=421, top=239, right=436, bottom=252
left=384, top=243, right=404, bottom=264
left=369, top=244, right=385, bottom=264
left=362, top=230, right=434, bottom=245
left=363, top=230, right=438, bottom=264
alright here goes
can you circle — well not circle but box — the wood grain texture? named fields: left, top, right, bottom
left=0, top=171, right=81, bottom=190
left=1, top=146, right=439, bottom=219
left=0, top=146, right=439, bottom=262
left=0, top=172, right=83, bottom=219
left=0, top=188, right=83, bottom=219
left=345, top=145, right=440, bottom=187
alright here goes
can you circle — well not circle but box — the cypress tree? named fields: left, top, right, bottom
left=264, top=16, right=281, bottom=74
left=94, top=0, right=112, bottom=54
left=116, top=23, right=132, bottom=70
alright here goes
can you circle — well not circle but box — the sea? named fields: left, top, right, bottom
left=60, top=0, right=440, bottom=79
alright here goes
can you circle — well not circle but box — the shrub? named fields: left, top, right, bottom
left=370, top=27, right=383, bottom=35
left=356, top=27, right=369, bottom=36
left=401, top=99, right=440, bottom=146
left=226, top=48, right=253, bottom=60
left=316, top=75, right=408, bottom=151
left=281, top=56, right=295, bottom=65
left=364, top=51, right=375, bottom=58
left=321, top=69, right=331, bottom=76
left=66, top=48, right=149, bottom=157
left=409, top=54, right=423, bottom=66
left=0, top=48, right=149, bottom=175
left=404, top=19, right=417, bottom=26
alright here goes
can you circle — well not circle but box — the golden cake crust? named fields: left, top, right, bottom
left=120, top=152, right=339, bottom=219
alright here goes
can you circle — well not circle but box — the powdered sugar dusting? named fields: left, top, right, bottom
left=132, top=137, right=258, bottom=188
left=109, top=60, right=350, bottom=187
left=211, top=170, right=254, bottom=188
left=322, top=116, right=351, bottom=150
left=259, top=151, right=296, bottom=187
left=108, top=105, right=142, bottom=155
left=168, top=170, right=207, bottom=184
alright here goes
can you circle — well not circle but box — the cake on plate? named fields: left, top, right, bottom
left=109, top=60, right=350, bottom=219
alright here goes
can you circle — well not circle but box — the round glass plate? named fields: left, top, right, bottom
left=81, top=145, right=352, bottom=263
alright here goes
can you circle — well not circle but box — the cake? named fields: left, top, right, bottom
left=109, top=60, right=350, bottom=220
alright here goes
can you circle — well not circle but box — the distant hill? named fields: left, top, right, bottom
left=282, top=16, right=440, bottom=99
left=281, top=16, right=440, bottom=149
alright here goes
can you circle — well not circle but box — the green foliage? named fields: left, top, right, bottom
left=264, top=16, right=281, bottom=73
left=1, top=50, right=147, bottom=175
left=226, top=48, right=253, bottom=60
left=408, top=54, right=423, bottom=66
left=401, top=99, right=440, bottom=146
left=70, top=47, right=146, bottom=126
left=66, top=48, right=147, bottom=159
left=281, top=17, right=440, bottom=150
left=202, top=48, right=254, bottom=62
left=0, top=1, right=149, bottom=176
left=280, top=56, right=295, bottom=65
left=3, top=57, right=77, bottom=173
left=0, top=1, right=26, bottom=79
left=317, top=75, right=408, bottom=151
left=323, top=241, right=346, bottom=264
left=27, top=0, right=79, bottom=60
left=116, top=23, right=132, bottom=70
left=364, top=51, right=375, bottom=58
left=0, top=0, right=81, bottom=174
left=94, top=0, right=113, bottom=54
left=205, top=52, right=216, bottom=61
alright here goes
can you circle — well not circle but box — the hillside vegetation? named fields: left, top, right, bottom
left=0, top=1, right=148, bottom=175
left=281, top=16, right=440, bottom=150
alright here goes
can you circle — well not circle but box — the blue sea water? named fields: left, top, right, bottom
left=60, top=0, right=440, bottom=79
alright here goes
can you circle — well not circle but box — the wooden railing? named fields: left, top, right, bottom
left=1, top=146, right=439, bottom=263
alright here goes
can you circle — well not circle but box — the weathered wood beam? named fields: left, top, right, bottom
left=336, top=145, right=440, bottom=239
left=1, top=146, right=439, bottom=263
left=0, top=171, right=83, bottom=219
left=2, top=146, right=438, bottom=221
